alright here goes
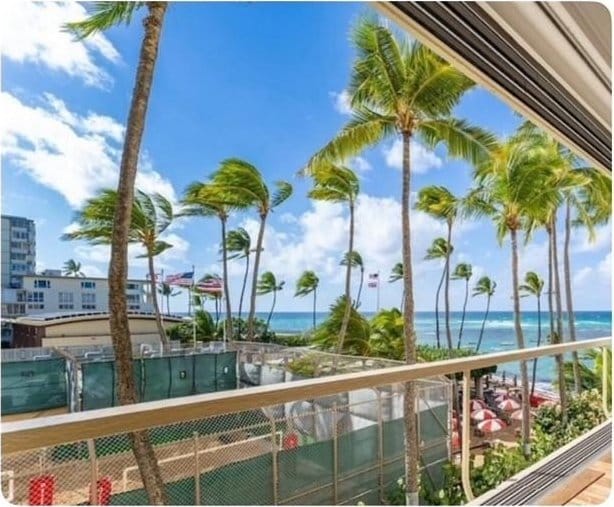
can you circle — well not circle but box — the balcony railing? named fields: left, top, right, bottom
left=1, top=337, right=610, bottom=505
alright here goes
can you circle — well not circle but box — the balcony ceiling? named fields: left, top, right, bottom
left=376, top=1, right=612, bottom=173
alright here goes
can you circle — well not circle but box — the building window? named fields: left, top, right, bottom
left=11, top=264, right=26, bottom=272
left=34, top=279, right=51, bottom=288
left=128, top=305, right=141, bottom=311
left=126, top=283, right=140, bottom=290
left=27, top=291, right=44, bottom=303
left=58, top=292, right=74, bottom=310
left=82, top=293, right=96, bottom=310
left=81, top=281, right=96, bottom=289
left=27, top=303, right=44, bottom=310
left=11, top=253, right=26, bottom=260
left=126, top=294, right=141, bottom=303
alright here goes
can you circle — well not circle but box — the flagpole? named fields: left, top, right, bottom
left=160, top=268, right=164, bottom=329
left=192, top=265, right=196, bottom=349
left=377, top=270, right=381, bottom=312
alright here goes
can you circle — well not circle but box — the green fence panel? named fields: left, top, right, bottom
left=279, top=439, right=334, bottom=502
left=382, top=419, right=404, bottom=460
left=141, top=357, right=171, bottom=402
left=81, top=360, right=142, bottom=410
left=338, top=467, right=379, bottom=504
left=338, top=424, right=379, bottom=474
left=169, top=355, right=194, bottom=398
left=193, top=353, right=217, bottom=394
left=111, top=477, right=195, bottom=505
left=215, top=351, right=237, bottom=391
left=1, top=358, right=67, bottom=414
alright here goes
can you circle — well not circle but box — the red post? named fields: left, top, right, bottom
left=282, top=432, right=299, bottom=450
left=28, top=475, right=55, bottom=505
left=94, top=477, right=112, bottom=505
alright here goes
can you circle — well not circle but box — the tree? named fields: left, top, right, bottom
left=158, top=283, right=181, bottom=316
left=472, top=135, right=560, bottom=458
left=308, top=164, right=359, bottom=359
left=303, top=19, right=495, bottom=503
left=451, top=263, right=472, bottom=349
left=341, top=250, right=365, bottom=308
left=63, top=189, right=173, bottom=349
left=197, top=274, right=223, bottom=327
left=226, top=228, right=252, bottom=321
left=416, top=186, right=463, bottom=352
left=425, top=238, right=453, bottom=349
left=388, top=262, right=404, bottom=309
left=65, top=2, right=168, bottom=503
left=256, top=271, right=285, bottom=334
left=205, top=159, right=292, bottom=341
left=295, top=270, right=320, bottom=329
left=62, top=259, right=85, bottom=277
left=472, top=276, right=496, bottom=353
left=519, top=272, right=544, bottom=396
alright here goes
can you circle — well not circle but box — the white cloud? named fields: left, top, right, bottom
left=349, top=156, right=372, bottom=173
left=0, top=2, right=120, bottom=88
left=573, top=225, right=611, bottom=253
left=382, top=139, right=443, bottom=174
left=1, top=92, right=177, bottom=208
left=329, top=89, right=352, bottom=115
left=598, top=252, right=611, bottom=278
left=81, top=264, right=106, bottom=278
left=573, top=266, right=593, bottom=285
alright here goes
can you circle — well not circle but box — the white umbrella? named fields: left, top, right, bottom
left=470, top=408, right=497, bottom=421
left=477, top=418, right=506, bottom=433
left=511, top=409, right=524, bottom=421
left=498, top=398, right=521, bottom=411
left=470, top=399, right=487, bottom=411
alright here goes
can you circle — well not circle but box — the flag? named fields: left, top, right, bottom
left=196, top=279, right=223, bottom=293
left=368, top=273, right=379, bottom=288
left=165, top=271, right=194, bottom=286
left=368, top=273, right=379, bottom=280
left=368, top=281, right=378, bottom=288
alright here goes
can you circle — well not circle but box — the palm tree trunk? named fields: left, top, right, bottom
left=444, top=220, right=453, bottom=351
left=475, top=294, right=490, bottom=353
left=456, top=279, right=469, bottom=349
left=220, top=217, right=232, bottom=341
left=335, top=202, right=355, bottom=359
left=551, top=215, right=568, bottom=418
left=166, top=294, right=170, bottom=316
left=564, top=201, right=581, bottom=393
left=531, top=295, right=542, bottom=396
left=266, top=290, right=276, bottom=334
left=401, top=131, right=419, bottom=505
left=547, top=227, right=555, bottom=340
left=312, top=288, right=317, bottom=330
left=434, top=265, right=445, bottom=349
left=355, top=267, right=364, bottom=309
left=238, top=254, right=249, bottom=321
left=510, top=227, right=531, bottom=459
left=247, top=214, right=267, bottom=340
left=107, top=3, right=167, bottom=504
left=147, top=252, right=168, bottom=350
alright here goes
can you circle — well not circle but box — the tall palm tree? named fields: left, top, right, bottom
left=205, top=159, right=292, bottom=341
left=472, top=276, right=496, bottom=353
left=66, top=4, right=168, bottom=501
left=158, top=283, right=181, bottom=316
left=416, top=187, right=463, bottom=352
left=388, top=262, right=404, bottom=310
left=295, top=270, right=320, bottom=329
left=425, top=238, right=453, bottom=349
left=451, top=262, right=472, bottom=349
left=226, top=228, right=252, bottom=321
left=341, top=250, right=365, bottom=308
left=308, top=164, right=359, bottom=358
left=472, top=135, right=560, bottom=458
left=181, top=182, right=237, bottom=341
left=302, top=19, right=495, bottom=502
left=63, top=189, right=173, bottom=349
left=257, top=271, right=285, bottom=334
left=198, top=274, right=223, bottom=327
left=519, top=271, right=544, bottom=396
left=62, top=259, right=85, bottom=277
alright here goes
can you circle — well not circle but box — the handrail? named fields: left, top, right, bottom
left=1, top=337, right=610, bottom=454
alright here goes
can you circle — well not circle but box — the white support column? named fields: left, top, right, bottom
left=461, top=370, right=474, bottom=501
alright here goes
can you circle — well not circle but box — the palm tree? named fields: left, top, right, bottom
left=158, top=283, right=181, bottom=316
left=257, top=271, right=285, bottom=334
left=308, top=164, right=359, bottom=359
left=416, top=187, right=464, bottom=353
left=226, top=228, right=252, bottom=321
left=181, top=181, right=238, bottom=341
left=63, top=189, right=173, bottom=349
left=295, top=270, right=320, bottom=329
left=472, top=135, right=560, bottom=458
left=198, top=274, right=223, bottom=327
left=341, top=250, right=365, bottom=308
left=451, top=263, right=473, bottom=349
left=302, top=19, right=495, bottom=502
left=66, top=3, right=168, bottom=501
left=205, top=159, right=292, bottom=341
left=388, top=262, right=404, bottom=309
left=472, top=276, right=496, bottom=353
left=62, top=259, right=85, bottom=277
left=425, top=238, right=453, bottom=349
left=519, top=272, right=544, bottom=396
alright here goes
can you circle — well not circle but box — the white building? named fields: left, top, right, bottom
left=21, top=274, right=154, bottom=315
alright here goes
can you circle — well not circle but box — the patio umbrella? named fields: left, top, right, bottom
left=477, top=418, right=506, bottom=433
left=452, top=417, right=459, bottom=431
left=452, top=431, right=461, bottom=449
left=470, top=399, right=487, bottom=411
left=498, top=398, right=521, bottom=411
left=470, top=408, right=497, bottom=421
left=510, top=409, right=524, bottom=421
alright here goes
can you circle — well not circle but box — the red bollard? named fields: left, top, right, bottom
left=282, top=432, right=299, bottom=450
left=93, top=477, right=112, bottom=505
left=28, top=475, right=55, bottom=505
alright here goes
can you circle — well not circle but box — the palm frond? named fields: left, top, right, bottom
left=64, top=2, right=144, bottom=39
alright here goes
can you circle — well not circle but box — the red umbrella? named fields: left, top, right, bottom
left=452, top=418, right=459, bottom=431
left=494, top=393, right=509, bottom=403
left=510, top=409, right=524, bottom=421
left=470, top=408, right=497, bottom=422
left=477, top=418, right=506, bottom=433
left=470, top=399, right=487, bottom=411
left=498, top=398, right=521, bottom=411
left=452, top=431, right=461, bottom=450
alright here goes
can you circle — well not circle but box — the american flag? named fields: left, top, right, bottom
left=196, top=278, right=223, bottom=293
left=368, top=273, right=379, bottom=288
left=165, top=271, right=194, bottom=286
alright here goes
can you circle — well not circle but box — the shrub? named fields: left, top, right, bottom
left=286, top=355, right=319, bottom=378
left=222, top=317, right=276, bottom=342
left=167, top=309, right=216, bottom=344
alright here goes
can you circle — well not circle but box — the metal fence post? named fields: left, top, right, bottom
left=271, top=417, right=279, bottom=505
left=332, top=401, right=339, bottom=504
left=87, top=439, right=98, bottom=505
left=461, top=370, right=474, bottom=501
left=376, top=389, right=384, bottom=503
left=193, top=431, right=201, bottom=505
left=602, top=347, right=609, bottom=416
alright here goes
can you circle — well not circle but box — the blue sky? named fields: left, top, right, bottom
left=1, top=2, right=611, bottom=313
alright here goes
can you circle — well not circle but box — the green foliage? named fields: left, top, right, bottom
left=295, top=270, right=319, bottom=297
left=368, top=308, right=405, bottom=360
left=224, top=317, right=276, bottom=342
left=388, top=262, right=403, bottom=283
left=273, top=334, right=310, bottom=347
left=416, top=345, right=497, bottom=379
left=286, top=355, right=319, bottom=378
left=167, top=310, right=216, bottom=344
